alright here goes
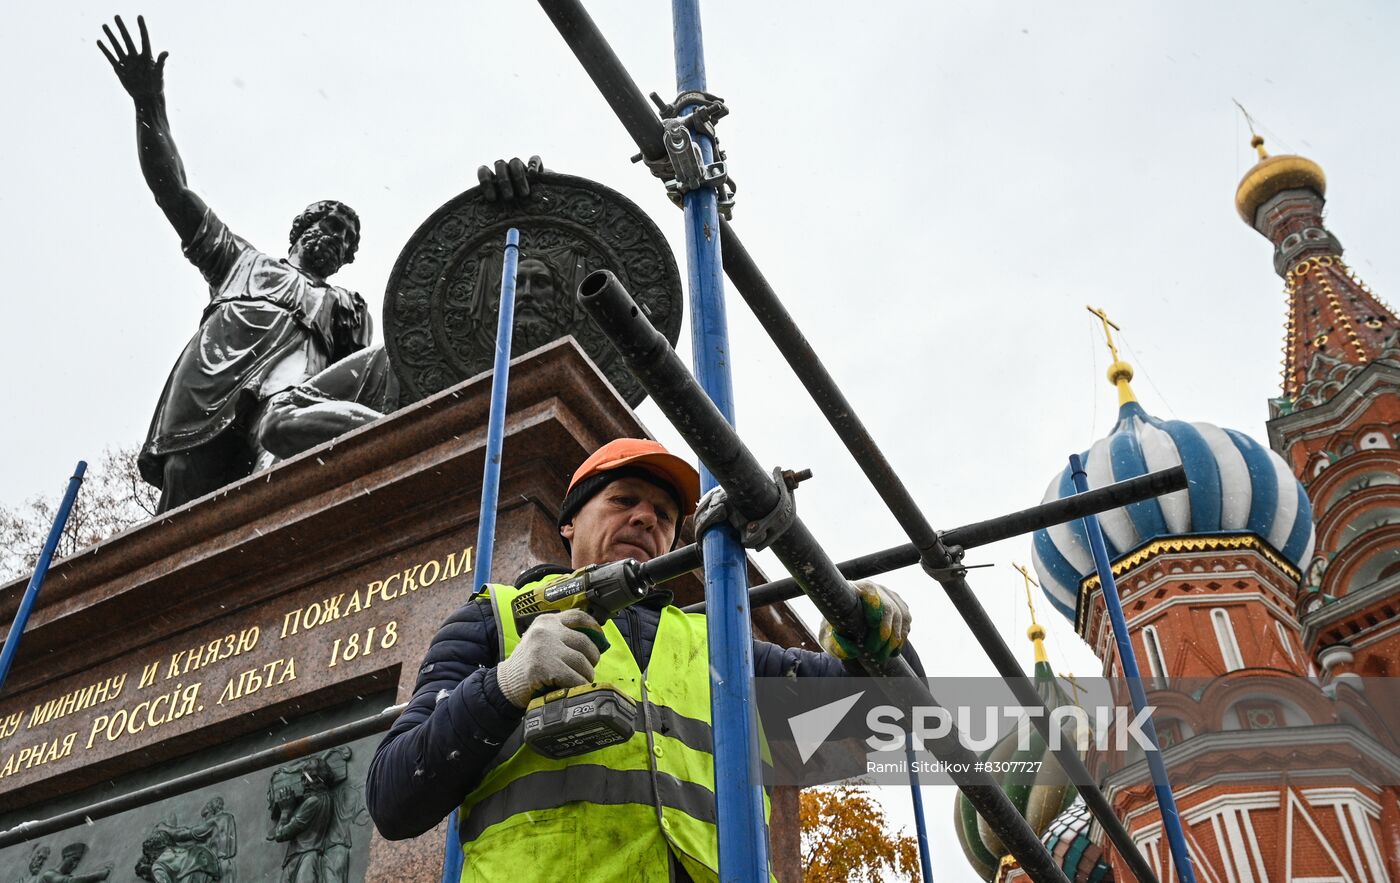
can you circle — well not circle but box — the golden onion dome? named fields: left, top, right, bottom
left=1235, top=135, right=1326, bottom=224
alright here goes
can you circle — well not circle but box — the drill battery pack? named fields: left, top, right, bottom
left=523, top=682, right=638, bottom=759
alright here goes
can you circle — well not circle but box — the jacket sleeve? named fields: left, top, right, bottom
left=366, top=598, right=526, bottom=840
left=751, top=639, right=926, bottom=679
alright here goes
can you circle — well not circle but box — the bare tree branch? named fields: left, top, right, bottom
left=0, top=446, right=159, bottom=581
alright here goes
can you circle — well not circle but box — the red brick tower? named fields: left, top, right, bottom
left=1240, top=136, right=1400, bottom=690
left=1027, top=303, right=1400, bottom=881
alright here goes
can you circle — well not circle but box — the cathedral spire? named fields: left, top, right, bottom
left=1013, top=562, right=1049, bottom=665
left=1235, top=135, right=1400, bottom=410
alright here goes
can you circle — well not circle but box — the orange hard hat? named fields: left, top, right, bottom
left=560, top=438, right=701, bottom=525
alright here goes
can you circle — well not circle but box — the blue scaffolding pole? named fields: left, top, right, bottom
left=1070, top=454, right=1196, bottom=883
left=442, top=228, right=521, bottom=883
left=905, top=733, right=934, bottom=882
left=0, top=462, right=87, bottom=695
left=671, top=2, right=770, bottom=878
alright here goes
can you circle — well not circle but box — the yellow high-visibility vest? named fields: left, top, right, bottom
left=457, top=574, right=771, bottom=882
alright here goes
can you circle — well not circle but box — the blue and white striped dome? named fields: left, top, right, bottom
left=1032, top=400, right=1316, bottom=622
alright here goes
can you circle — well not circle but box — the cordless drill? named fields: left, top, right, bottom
left=514, top=550, right=698, bottom=758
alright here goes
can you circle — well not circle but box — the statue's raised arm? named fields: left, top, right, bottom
left=97, top=15, right=208, bottom=245
left=100, top=16, right=371, bottom=513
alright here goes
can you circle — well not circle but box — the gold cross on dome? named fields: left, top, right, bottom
left=1087, top=305, right=1124, bottom=364
left=1060, top=671, right=1085, bottom=709
left=1012, top=561, right=1040, bottom=627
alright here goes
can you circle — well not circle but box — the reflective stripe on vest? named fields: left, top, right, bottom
left=457, top=575, right=774, bottom=882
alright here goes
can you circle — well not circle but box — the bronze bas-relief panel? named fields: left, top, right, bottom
left=0, top=697, right=386, bottom=883
left=383, top=172, right=683, bottom=408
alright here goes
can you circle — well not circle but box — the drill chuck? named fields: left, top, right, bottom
left=511, top=558, right=652, bottom=626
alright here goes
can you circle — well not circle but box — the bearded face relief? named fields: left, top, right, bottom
left=512, top=255, right=568, bottom=351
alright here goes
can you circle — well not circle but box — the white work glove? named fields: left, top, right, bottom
left=818, top=580, right=911, bottom=663
left=495, top=609, right=603, bottom=708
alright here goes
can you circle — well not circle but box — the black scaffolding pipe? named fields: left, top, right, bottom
left=0, top=703, right=406, bottom=848
left=718, top=223, right=1159, bottom=883
left=535, top=4, right=1161, bottom=877
left=676, top=466, right=1187, bottom=613
left=579, top=270, right=1070, bottom=882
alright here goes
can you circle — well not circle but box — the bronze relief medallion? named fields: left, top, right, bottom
left=383, top=172, right=683, bottom=408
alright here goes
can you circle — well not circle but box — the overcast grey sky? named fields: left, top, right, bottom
left=5, top=1, right=1400, bottom=876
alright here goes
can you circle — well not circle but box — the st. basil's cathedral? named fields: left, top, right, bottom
left=955, top=137, right=1400, bottom=881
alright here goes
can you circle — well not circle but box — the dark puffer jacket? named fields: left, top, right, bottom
left=366, top=568, right=922, bottom=840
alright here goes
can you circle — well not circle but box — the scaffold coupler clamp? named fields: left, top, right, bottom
left=921, top=542, right=968, bottom=582
left=694, top=467, right=810, bottom=550
left=636, top=90, right=736, bottom=219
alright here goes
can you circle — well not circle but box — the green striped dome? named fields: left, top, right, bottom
left=954, top=632, right=1081, bottom=881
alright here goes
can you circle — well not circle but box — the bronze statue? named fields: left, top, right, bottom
left=258, top=159, right=684, bottom=460
left=98, top=16, right=372, bottom=512
left=255, top=160, right=545, bottom=460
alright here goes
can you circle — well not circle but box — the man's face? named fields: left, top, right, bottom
left=562, top=476, right=679, bottom=568
left=59, top=856, right=79, bottom=874
left=514, top=258, right=559, bottom=321
left=296, top=208, right=357, bottom=278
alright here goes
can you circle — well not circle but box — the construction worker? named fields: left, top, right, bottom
left=367, top=438, right=919, bottom=881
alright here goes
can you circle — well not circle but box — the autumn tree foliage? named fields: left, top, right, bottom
left=0, top=447, right=158, bottom=581
left=800, top=785, right=921, bottom=882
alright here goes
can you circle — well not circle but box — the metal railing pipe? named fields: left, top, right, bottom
left=579, top=269, right=1068, bottom=881
left=681, top=466, right=1187, bottom=613
left=0, top=703, right=406, bottom=848
left=717, top=223, right=1161, bottom=882
left=944, top=466, right=1185, bottom=552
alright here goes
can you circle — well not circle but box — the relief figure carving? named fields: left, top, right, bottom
left=136, top=796, right=233, bottom=883
left=37, top=845, right=111, bottom=883
left=16, top=846, right=50, bottom=883
left=266, top=748, right=366, bottom=883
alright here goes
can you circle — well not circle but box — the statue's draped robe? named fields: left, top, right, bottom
left=272, top=345, right=399, bottom=419
left=139, top=212, right=370, bottom=487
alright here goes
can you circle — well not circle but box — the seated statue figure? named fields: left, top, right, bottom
left=257, top=159, right=548, bottom=461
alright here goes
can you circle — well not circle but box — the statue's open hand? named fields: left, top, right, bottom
left=477, top=156, right=545, bottom=203
left=97, top=15, right=167, bottom=101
